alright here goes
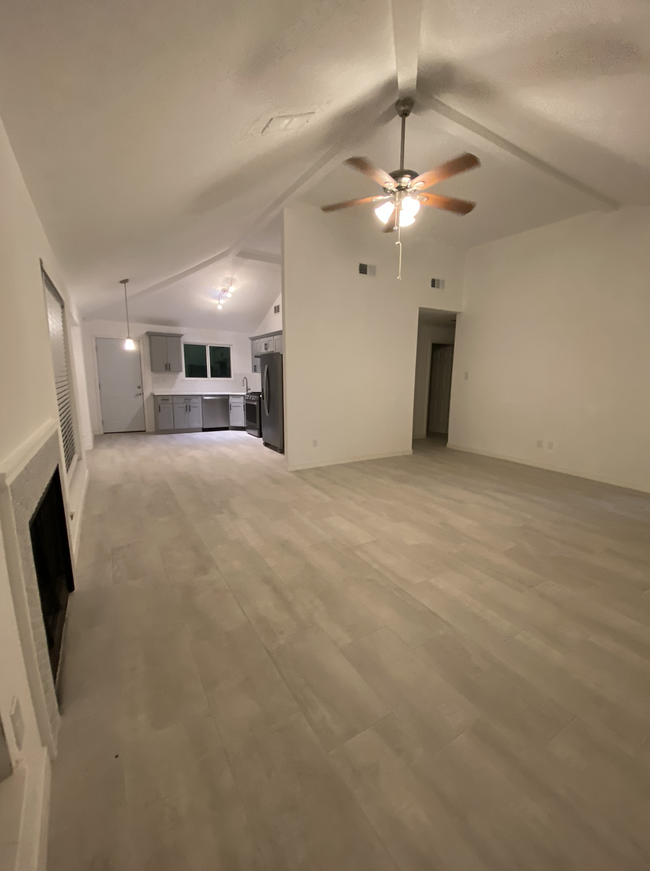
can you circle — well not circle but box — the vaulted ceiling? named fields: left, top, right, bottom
left=0, top=0, right=648, bottom=328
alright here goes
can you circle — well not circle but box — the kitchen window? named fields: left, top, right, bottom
left=183, top=343, right=232, bottom=379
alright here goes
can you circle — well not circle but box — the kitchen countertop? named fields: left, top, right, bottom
left=154, top=392, right=248, bottom=397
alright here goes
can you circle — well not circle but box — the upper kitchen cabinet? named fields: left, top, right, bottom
left=250, top=330, right=282, bottom=373
left=147, top=332, right=183, bottom=372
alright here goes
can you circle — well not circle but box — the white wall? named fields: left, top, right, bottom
left=0, top=112, right=89, bottom=869
left=449, top=206, right=650, bottom=492
left=283, top=203, right=464, bottom=470
left=412, top=322, right=456, bottom=439
left=253, top=293, right=282, bottom=336
left=83, top=319, right=261, bottom=434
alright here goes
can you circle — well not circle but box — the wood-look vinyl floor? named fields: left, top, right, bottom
left=48, top=432, right=650, bottom=870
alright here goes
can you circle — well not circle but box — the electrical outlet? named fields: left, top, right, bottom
left=547, top=441, right=555, bottom=450
left=312, top=439, right=318, bottom=448
left=536, top=439, right=543, bottom=449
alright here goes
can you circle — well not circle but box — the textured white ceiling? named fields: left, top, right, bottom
left=0, top=0, right=648, bottom=321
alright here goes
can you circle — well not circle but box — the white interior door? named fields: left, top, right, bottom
left=96, top=338, right=145, bottom=433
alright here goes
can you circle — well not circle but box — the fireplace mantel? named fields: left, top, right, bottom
left=0, top=419, right=65, bottom=758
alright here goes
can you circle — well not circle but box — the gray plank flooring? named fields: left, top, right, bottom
left=48, top=431, right=650, bottom=870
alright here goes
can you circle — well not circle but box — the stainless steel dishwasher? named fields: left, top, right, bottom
left=201, top=395, right=230, bottom=430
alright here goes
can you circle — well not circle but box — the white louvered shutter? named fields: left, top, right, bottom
left=43, top=270, right=77, bottom=470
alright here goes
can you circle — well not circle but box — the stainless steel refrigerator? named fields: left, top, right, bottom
left=260, top=352, right=284, bottom=453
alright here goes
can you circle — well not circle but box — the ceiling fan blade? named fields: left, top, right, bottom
left=411, top=153, right=480, bottom=191
left=321, top=195, right=389, bottom=213
left=345, top=157, right=396, bottom=190
left=419, top=192, right=476, bottom=215
left=383, top=209, right=397, bottom=232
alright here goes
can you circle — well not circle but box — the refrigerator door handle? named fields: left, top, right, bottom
left=263, top=365, right=270, bottom=415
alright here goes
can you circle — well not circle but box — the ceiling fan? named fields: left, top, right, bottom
left=321, top=98, right=480, bottom=233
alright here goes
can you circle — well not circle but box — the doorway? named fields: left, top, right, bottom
left=413, top=309, right=457, bottom=442
left=96, top=337, right=145, bottom=433
left=427, top=343, right=454, bottom=438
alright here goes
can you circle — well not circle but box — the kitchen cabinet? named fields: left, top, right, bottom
left=229, top=396, right=245, bottom=428
left=171, top=396, right=203, bottom=431
left=155, top=396, right=175, bottom=431
left=250, top=331, right=282, bottom=373
left=147, top=332, right=183, bottom=372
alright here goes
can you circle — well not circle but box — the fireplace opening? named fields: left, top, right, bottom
left=29, top=467, right=75, bottom=680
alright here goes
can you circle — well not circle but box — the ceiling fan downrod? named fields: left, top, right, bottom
left=394, top=98, right=413, bottom=279
left=395, top=97, right=413, bottom=173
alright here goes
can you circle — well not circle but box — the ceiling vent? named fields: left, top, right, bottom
left=359, top=263, right=376, bottom=276
left=431, top=278, right=445, bottom=289
left=261, top=113, right=314, bottom=135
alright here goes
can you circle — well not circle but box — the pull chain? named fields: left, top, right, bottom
left=396, top=221, right=403, bottom=280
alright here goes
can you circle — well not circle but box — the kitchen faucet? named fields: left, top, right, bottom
left=241, top=376, right=249, bottom=394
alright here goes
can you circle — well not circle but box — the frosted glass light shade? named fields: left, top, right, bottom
left=375, top=196, right=420, bottom=227
left=375, top=201, right=395, bottom=224
left=124, top=337, right=136, bottom=351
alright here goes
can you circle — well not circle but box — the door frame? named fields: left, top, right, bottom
left=94, top=336, right=146, bottom=434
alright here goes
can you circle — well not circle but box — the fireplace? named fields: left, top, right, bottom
left=29, top=467, right=74, bottom=679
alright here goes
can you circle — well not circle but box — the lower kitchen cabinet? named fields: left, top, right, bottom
left=155, top=397, right=175, bottom=430
left=173, top=397, right=203, bottom=430
left=229, top=395, right=245, bottom=428
left=155, top=396, right=202, bottom=431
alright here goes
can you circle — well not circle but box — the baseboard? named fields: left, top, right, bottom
left=287, top=449, right=413, bottom=472
left=446, top=443, right=650, bottom=495
left=15, top=748, right=50, bottom=871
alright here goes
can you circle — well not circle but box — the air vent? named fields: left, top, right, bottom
left=261, top=113, right=315, bottom=135
left=431, top=278, right=445, bottom=289
left=359, top=263, right=376, bottom=276
left=274, top=305, right=280, bottom=314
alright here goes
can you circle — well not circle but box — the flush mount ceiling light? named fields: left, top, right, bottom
left=321, top=99, right=480, bottom=277
left=120, top=278, right=136, bottom=350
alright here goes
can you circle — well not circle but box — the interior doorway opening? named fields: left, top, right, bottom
left=427, top=343, right=455, bottom=440
left=412, top=309, right=457, bottom=444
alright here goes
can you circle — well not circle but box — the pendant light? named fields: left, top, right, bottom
left=120, top=278, right=136, bottom=350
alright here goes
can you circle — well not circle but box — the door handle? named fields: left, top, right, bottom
left=263, top=365, right=270, bottom=415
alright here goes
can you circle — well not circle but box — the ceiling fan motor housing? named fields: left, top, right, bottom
left=386, top=168, right=418, bottom=192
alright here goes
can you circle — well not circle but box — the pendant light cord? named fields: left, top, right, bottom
left=120, top=278, right=131, bottom=339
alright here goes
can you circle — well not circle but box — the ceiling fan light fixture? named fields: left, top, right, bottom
left=375, top=201, right=395, bottom=224
left=402, top=196, right=420, bottom=218
left=375, top=195, right=420, bottom=227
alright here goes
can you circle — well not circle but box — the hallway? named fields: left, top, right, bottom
left=48, top=432, right=650, bottom=870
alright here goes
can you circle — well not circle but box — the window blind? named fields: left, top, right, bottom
left=42, top=268, right=77, bottom=470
